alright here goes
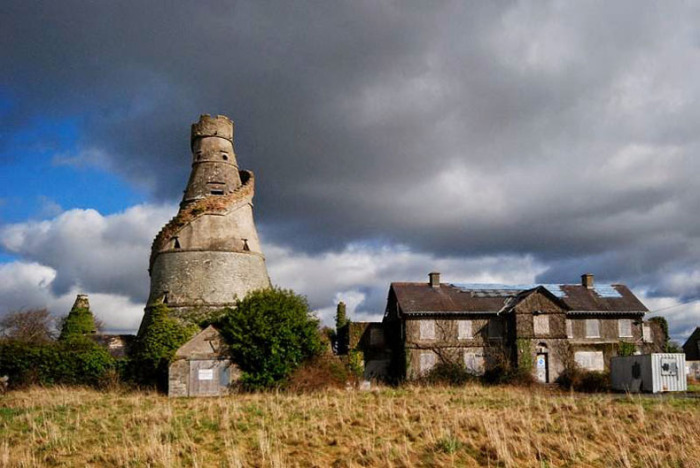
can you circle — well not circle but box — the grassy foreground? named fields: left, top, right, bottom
left=1, top=385, right=699, bottom=467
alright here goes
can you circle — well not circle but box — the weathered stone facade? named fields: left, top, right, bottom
left=382, top=273, right=662, bottom=383
left=146, top=115, right=270, bottom=322
left=168, top=325, right=239, bottom=397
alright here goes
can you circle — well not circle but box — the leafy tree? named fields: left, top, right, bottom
left=131, top=302, right=197, bottom=387
left=334, top=301, right=350, bottom=354
left=649, top=316, right=681, bottom=352
left=335, top=301, right=348, bottom=331
left=218, top=287, right=322, bottom=389
left=0, top=308, right=55, bottom=343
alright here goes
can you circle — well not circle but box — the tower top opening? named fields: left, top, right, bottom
left=191, top=114, right=234, bottom=149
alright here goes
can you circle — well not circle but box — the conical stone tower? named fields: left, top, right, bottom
left=146, top=114, right=271, bottom=322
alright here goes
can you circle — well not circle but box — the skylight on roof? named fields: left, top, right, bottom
left=449, top=283, right=622, bottom=299
left=591, top=284, right=622, bottom=298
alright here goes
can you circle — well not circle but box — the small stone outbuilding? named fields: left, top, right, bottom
left=168, top=325, right=239, bottom=397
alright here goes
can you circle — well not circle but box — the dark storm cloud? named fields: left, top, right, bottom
left=3, top=1, right=700, bottom=337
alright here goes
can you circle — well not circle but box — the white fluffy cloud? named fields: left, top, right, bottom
left=1, top=204, right=698, bottom=341
left=0, top=204, right=545, bottom=333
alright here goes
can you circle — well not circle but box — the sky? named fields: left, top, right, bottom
left=1, top=1, right=700, bottom=341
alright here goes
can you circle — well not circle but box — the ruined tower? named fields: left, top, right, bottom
left=146, top=115, right=271, bottom=320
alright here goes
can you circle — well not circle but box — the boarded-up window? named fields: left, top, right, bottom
left=574, top=351, right=604, bottom=371
left=420, top=352, right=436, bottom=374
left=370, top=328, right=384, bottom=346
left=618, top=319, right=633, bottom=338
left=585, top=319, right=600, bottom=338
left=463, top=350, right=485, bottom=374
left=566, top=319, right=573, bottom=338
left=488, top=318, right=503, bottom=338
left=419, top=320, right=435, bottom=340
left=457, top=320, right=472, bottom=340
left=643, top=324, right=653, bottom=343
left=534, top=315, right=549, bottom=336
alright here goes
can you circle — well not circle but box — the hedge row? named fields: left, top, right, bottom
left=0, top=338, right=118, bottom=388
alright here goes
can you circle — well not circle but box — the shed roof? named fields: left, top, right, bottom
left=390, top=282, right=647, bottom=316
left=174, top=325, right=229, bottom=359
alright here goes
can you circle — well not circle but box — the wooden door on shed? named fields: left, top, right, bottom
left=189, top=359, right=229, bottom=396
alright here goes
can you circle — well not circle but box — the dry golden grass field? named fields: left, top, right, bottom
left=1, top=385, right=699, bottom=467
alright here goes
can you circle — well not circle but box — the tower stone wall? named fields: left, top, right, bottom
left=146, top=114, right=271, bottom=322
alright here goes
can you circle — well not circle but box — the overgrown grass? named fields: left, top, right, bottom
left=1, top=385, right=699, bottom=467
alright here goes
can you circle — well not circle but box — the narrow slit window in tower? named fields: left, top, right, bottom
left=210, top=189, right=225, bottom=195
left=242, top=239, right=250, bottom=251
left=173, top=237, right=181, bottom=249
left=221, top=152, right=229, bottom=161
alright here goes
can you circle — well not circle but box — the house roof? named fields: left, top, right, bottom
left=683, top=327, right=700, bottom=348
left=390, top=282, right=648, bottom=316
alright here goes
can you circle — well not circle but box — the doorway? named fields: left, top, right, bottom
left=535, top=343, right=549, bottom=383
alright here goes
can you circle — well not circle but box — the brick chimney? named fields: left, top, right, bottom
left=581, top=273, right=594, bottom=289
left=429, top=272, right=440, bottom=288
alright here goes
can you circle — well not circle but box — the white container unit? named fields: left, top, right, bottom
left=611, top=354, right=687, bottom=393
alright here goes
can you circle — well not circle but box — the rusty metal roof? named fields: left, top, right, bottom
left=391, top=282, right=648, bottom=315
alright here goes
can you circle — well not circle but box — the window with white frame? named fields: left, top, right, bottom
left=463, top=350, right=485, bottom=374
left=574, top=351, right=604, bottom=371
left=618, top=319, right=633, bottom=338
left=643, top=324, right=653, bottom=343
left=457, top=320, right=473, bottom=340
left=566, top=319, right=573, bottom=339
left=585, top=319, right=600, bottom=338
left=419, top=320, right=435, bottom=340
left=420, top=352, right=436, bottom=374
left=534, top=315, right=550, bottom=336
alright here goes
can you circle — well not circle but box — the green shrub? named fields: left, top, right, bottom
left=556, top=367, right=610, bottom=393
left=0, top=339, right=115, bottom=389
left=217, top=287, right=322, bottom=390
left=422, top=361, right=475, bottom=386
left=59, top=307, right=96, bottom=341
left=618, top=341, right=636, bottom=357
left=347, top=349, right=364, bottom=380
left=481, top=364, right=535, bottom=386
left=131, top=302, right=198, bottom=388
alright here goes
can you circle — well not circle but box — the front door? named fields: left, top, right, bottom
left=536, top=353, right=548, bottom=383
left=189, top=359, right=228, bottom=396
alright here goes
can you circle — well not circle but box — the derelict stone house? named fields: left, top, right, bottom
left=382, top=272, right=661, bottom=383
left=144, top=114, right=270, bottom=327
left=168, top=325, right=238, bottom=397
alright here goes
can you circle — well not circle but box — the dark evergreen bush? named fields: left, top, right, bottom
left=130, top=302, right=197, bottom=388
left=217, top=287, right=322, bottom=390
left=0, top=339, right=116, bottom=388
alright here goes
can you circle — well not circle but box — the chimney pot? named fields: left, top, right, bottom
left=429, top=272, right=440, bottom=288
left=581, top=273, right=594, bottom=289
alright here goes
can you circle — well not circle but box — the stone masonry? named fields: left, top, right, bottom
left=145, top=115, right=271, bottom=322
